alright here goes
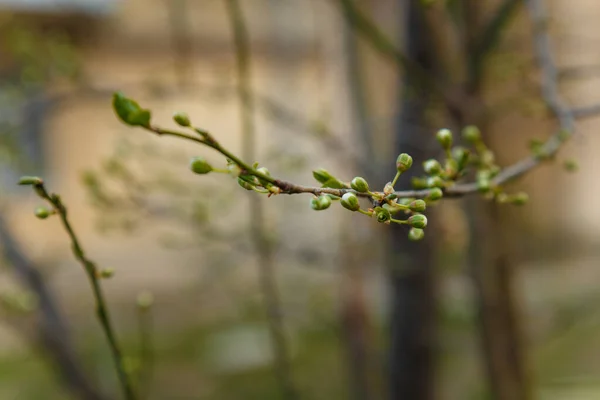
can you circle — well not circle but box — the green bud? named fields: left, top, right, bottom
left=189, top=157, right=213, bottom=175
left=136, top=291, right=154, bottom=310
left=408, top=228, right=425, bottom=241
left=444, top=158, right=459, bottom=178
left=313, top=168, right=335, bottom=184
left=350, top=177, right=369, bottom=193
left=238, top=177, right=254, bottom=190
left=173, top=112, right=191, bottom=127
left=374, top=207, right=391, bottom=223
left=408, top=214, right=427, bottom=229
left=477, top=178, right=491, bottom=193
left=409, top=199, right=426, bottom=212
left=436, top=128, right=453, bottom=149
left=112, top=92, right=152, bottom=128
left=396, top=153, right=413, bottom=173
left=99, top=268, right=115, bottom=279
left=318, top=195, right=332, bottom=210
left=411, top=177, right=429, bottom=189
left=462, top=125, right=481, bottom=143
left=426, top=187, right=443, bottom=201
left=510, top=192, right=529, bottom=205
left=310, top=197, right=321, bottom=211
left=423, top=159, right=442, bottom=175
left=481, top=150, right=495, bottom=165
left=341, top=193, right=360, bottom=212
left=34, top=206, right=51, bottom=219
left=452, top=147, right=470, bottom=170
left=563, top=159, right=578, bottom=172
left=18, top=176, right=43, bottom=186
left=257, top=167, right=271, bottom=176
left=427, top=176, right=444, bottom=188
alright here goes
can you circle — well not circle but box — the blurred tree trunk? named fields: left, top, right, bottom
left=457, top=2, right=532, bottom=399
left=387, top=1, right=437, bottom=399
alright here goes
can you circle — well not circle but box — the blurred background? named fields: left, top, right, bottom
left=1, top=0, right=600, bottom=399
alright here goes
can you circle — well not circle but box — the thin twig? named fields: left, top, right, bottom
left=0, top=214, right=107, bottom=400
left=21, top=181, right=136, bottom=400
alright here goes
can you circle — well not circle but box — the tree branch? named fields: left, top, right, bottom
left=0, top=215, right=107, bottom=400
left=18, top=180, right=136, bottom=400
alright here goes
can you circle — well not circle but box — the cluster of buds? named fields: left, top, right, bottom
left=410, top=127, right=529, bottom=206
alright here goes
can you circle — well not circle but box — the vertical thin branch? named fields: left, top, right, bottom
left=0, top=214, right=107, bottom=400
left=24, top=182, right=136, bottom=400
left=136, top=296, right=154, bottom=400
left=223, top=1, right=298, bottom=399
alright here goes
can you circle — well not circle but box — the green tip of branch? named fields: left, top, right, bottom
left=18, top=176, right=43, bottom=186
left=112, top=92, right=152, bottom=128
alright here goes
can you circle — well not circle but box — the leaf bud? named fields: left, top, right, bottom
left=462, top=125, right=481, bottom=143
left=423, top=159, right=442, bottom=175
left=112, top=92, right=151, bottom=128
left=408, top=213, right=427, bottom=229
left=341, top=192, right=360, bottom=212
left=350, top=177, right=369, bottom=193
left=426, top=188, right=443, bottom=201
left=313, top=168, right=335, bottom=184
left=436, top=128, right=453, bottom=149
left=408, top=228, right=425, bottom=241
left=99, top=268, right=115, bottom=279
left=409, top=199, right=426, bottom=212
left=452, top=147, right=470, bottom=170
left=189, top=157, right=213, bottom=175
left=18, top=176, right=43, bottom=186
left=396, top=153, right=413, bottom=173
left=173, top=112, right=191, bottom=127
left=34, top=206, right=51, bottom=219
left=238, top=177, right=254, bottom=190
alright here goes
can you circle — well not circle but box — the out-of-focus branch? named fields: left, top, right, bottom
left=18, top=180, right=136, bottom=400
left=223, top=1, right=298, bottom=399
left=0, top=214, right=107, bottom=400
left=470, top=0, right=522, bottom=84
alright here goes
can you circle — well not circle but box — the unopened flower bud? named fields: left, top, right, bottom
left=408, top=213, right=427, bottom=229
left=409, top=199, right=426, bottom=212
left=408, top=228, right=425, bottom=241
left=173, top=112, right=191, bottom=127
left=396, top=153, right=413, bottom=173
left=34, top=206, right=50, bottom=219
left=319, top=195, right=332, bottom=210
left=190, top=157, right=212, bottom=174
left=257, top=167, right=271, bottom=177
left=462, top=125, right=481, bottom=143
left=444, top=159, right=459, bottom=178
left=436, top=128, right=453, bottom=149
left=411, top=177, right=428, bottom=189
left=374, top=207, right=391, bottom=223
left=423, top=159, right=442, bottom=175
left=426, top=187, right=443, bottom=201
left=427, top=176, right=444, bottom=188
left=384, top=182, right=394, bottom=195
left=341, top=192, right=360, bottom=211
left=136, top=291, right=154, bottom=310
left=477, top=178, right=491, bottom=193
left=351, top=177, right=369, bottom=193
